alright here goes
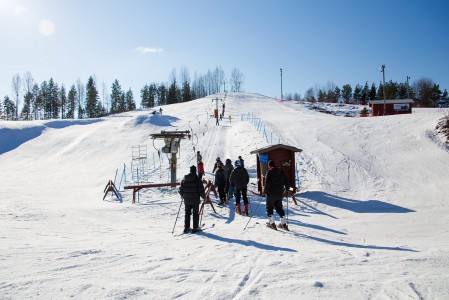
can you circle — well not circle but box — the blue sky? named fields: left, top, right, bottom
left=1, top=0, right=448, bottom=104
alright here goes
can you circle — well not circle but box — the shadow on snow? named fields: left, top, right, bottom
left=0, top=119, right=102, bottom=155
left=299, top=191, right=415, bottom=214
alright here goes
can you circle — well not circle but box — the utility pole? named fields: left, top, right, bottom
left=280, top=68, right=283, bottom=101
left=380, top=64, right=386, bottom=115
left=406, top=75, right=410, bottom=99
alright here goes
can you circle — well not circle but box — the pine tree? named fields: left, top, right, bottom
left=110, top=79, right=123, bottom=114
left=167, top=81, right=178, bottom=105
left=125, top=88, right=136, bottom=111
left=361, top=82, right=369, bottom=105
left=21, top=91, right=33, bottom=120
left=140, top=84, right=150, bottom=108
left=32, top=83, right=42, bottom=120
left=67, top=85, right=77, bottom=119
left=85, top=76, right=100, bottom=118
left=369, top=83, right=377, bottom=100
left=376, top=82, right=382, bottom=100
left=60, top=85, right=67, bottom=119
left=3, top=95, right=16, bottom=120
left=158, top=84, right=167, bottom=106
left=342, top=84, right=352, bottom=103
left=48, top=78, right=59, bottom=119
left=182, top=81, right=192, bottom=102
left=353, top=84, right=362, bottom=104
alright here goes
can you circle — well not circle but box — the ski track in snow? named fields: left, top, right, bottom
left=1, top=93, right=449, bottom=299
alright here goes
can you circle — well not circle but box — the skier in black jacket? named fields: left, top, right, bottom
left=214, top=162, right=226, bottom=205
left=229, top=159, right=250, bottom=215
left=223, top=159, right=234, bottom=200
left=263, top=160, right=290, bottom=230
left=179, top=165, right=206, bottom=233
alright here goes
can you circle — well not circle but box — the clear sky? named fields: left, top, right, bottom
left=1, top=0, right=448, bottom=104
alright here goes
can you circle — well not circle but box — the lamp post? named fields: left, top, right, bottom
left=280, top=68, right=283, bottom=101
left=380, top=64, right=386, bottom=115
left=406, top=75, right=410, bottom=99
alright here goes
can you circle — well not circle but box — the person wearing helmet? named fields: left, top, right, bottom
left=214, top=162, right=226, bottom=205
left=229, top=159, right=250, bottom=215
left=196, top=151, right=202, bottom=164
left=212, top=157, right=222, bottom=173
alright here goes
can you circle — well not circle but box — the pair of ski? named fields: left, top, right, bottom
left=177, top=223, right=215, bottom=236
left=266, top=222, right=290, bottom=232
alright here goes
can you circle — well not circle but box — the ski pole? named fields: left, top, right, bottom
left=244, top=195, right=263, bottom=231
left=285, top=194, right=289, bottom=223
left=172, top=197, right=184, bottom=235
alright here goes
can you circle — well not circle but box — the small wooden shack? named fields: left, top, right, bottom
left=370, top=99, right=414, bottom=116
left=250, top=144, right=302, bottom=198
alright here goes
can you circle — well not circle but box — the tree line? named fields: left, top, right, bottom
left=284, top=77, right=448, bottom=107
left=1, top=66, right=245, bottom=121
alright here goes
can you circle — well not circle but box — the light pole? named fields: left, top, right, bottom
left=380, top=64, right=386, bottom=115
left=406, top=75, right=410, bottom=99
left=280, top=68, right=283, bottom=101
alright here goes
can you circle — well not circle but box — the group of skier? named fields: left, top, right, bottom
left=179, top=152, right=290, bottom=233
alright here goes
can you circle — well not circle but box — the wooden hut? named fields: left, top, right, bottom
left=250, top=144, right=302, bottom=202
left=370, top=99, right=414, bottom=116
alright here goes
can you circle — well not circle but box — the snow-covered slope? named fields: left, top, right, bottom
left=1, top=93, right=448, bottom=299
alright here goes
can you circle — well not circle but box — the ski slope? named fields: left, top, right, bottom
left=1, top=93, right=449, bottom=299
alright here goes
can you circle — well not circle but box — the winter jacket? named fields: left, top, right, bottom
left=229, top=167, right=249, bottom=190
left=223, top=162, right=234, bottom=182
left=212, top=160, right=223, bottom=173
left=179, top=172, right=206, bottom=205
left=214, top=169, right=226, bottom=189
left=198, top=161, right=205, bottom=175
left=263, top=167, right=289, bottom=196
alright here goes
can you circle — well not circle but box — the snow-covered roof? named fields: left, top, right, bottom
left=370, top=99, right=414, bottom=104
left=250, top=143, right=303, bottom=154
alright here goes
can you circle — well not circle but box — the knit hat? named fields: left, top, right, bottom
left=268, top=160, right=276, bottom=167
left=190, top=165, right=197, bottom=173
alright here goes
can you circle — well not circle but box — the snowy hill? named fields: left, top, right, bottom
left=1, top=93, right=449, bottom=299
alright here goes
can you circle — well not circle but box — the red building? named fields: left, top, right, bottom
left=370, top=99, right=414, bottom=116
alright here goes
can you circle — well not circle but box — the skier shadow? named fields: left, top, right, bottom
left=297, top=191, right=415, bottom=214
left=198, top=232, right=297, bottom=253
left=247, top=196, right=346, bottom=236
left=289, top=231, right=417, bottom=252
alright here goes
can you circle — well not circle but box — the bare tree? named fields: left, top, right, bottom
left=102, top=82, right=109, bottom=113
left=12, top=74, right=21, bottom=120
left=179, top=66, right=190, bottom=86
left=22, top=72, right=35, bottom=120
left=76, top=78, right=85, bottom=119
left=230, top=68, right=244, bottom=92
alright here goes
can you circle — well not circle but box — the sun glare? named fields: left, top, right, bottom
left=38, top=19, right=55, bottom=36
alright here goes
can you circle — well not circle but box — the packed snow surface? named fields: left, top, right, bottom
left=1, top=93, right=449, bottom=299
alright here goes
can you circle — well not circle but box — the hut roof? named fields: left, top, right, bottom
left=250, top=144, right=303, bottom=155
left=370, top=99, right=414, bottom=104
